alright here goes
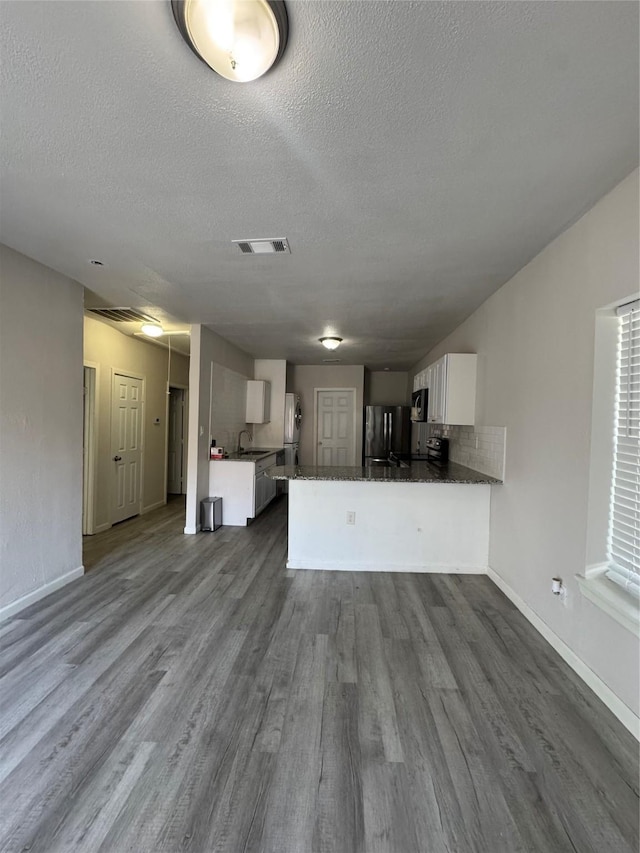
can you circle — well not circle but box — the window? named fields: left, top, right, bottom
left=607, top=301, right=640, bottom=597
left=578, top=298, right=639, bottom=636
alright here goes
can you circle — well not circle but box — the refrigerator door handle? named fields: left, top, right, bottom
left=384, top=412, right=389, bottom=452
left=387, top=411, right=392, bottom=452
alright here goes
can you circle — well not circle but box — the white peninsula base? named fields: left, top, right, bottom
left=287, top=479, right=491, bottom=573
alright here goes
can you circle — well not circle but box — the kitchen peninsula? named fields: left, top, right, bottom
left=269, top=461, right=501, bottom=573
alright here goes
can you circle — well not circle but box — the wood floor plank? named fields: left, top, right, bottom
left=354, top=603, right=404, bottom=764
left=312, top=681, right=365, bottom=853
left=259, top=632, right=327, bottom=852
left=0, top=496, right=636, bottom=853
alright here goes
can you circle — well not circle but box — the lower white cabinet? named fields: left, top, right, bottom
left=255, top=468, right=277, bottom=516
left=209, top=453, right=277, bottom=526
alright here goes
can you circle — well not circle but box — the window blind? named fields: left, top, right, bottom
left=607, top=300, right=640, bottom=598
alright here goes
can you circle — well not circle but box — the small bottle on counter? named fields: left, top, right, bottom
left=210, top=440, right=216, bottom=459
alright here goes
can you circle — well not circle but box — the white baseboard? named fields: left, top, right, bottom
left=0, top=566, right=85, bottom=624
left=183, top=524, right=201, bottom=535
left=287, top=559, right=487, bottom=574
left=142, top=500, right=166, bottom=515
left=487, top=567, right=639, bottom=740
left=94, top=522, right=111, bottom=534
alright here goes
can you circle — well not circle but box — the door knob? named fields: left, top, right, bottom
left=113, top=455, right=122, bottom=461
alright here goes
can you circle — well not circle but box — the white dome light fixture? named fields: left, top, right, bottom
left=141, top=322, right=164, bottom=338
left=171, top=0, right=288, bottom=83
left=319, top=336, right=343, bottom=351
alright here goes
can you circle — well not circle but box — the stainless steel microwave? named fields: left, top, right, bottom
left=411, top=388, right=428, bottom=422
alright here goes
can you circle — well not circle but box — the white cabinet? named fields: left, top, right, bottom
left=209, top=453, right=277, bottom=526
left=426, top=353, right=477, bottom=425
left=246, top=380, right=271, bottom=423
left=413, top=369, right=428, bottom=391
left=425, top=360, right=444, bottom=423
left=254, top=468, right=277, bottom=516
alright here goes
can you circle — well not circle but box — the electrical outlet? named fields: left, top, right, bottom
left=346, top=511, right=356, bottom=525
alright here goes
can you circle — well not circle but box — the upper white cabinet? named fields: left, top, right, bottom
left=427, top=353, right=477, bottom=425
left=414, top=353, right=477, bottom=424
left=246, top=380, right=271, bottom=423
left=413, top=369, right=428, bottom=392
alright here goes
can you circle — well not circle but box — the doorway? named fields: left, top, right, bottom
left=167, top=386, right=187, bottom=496
left=314, top=388, right=357, bottom=466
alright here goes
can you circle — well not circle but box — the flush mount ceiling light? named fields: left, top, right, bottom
left=171, top=0, right=288, bottom=83
left=319, top=336, right=343, bottom=351
left=141, top=322, right=164, bottom=337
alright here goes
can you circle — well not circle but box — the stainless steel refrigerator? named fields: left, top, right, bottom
left=363, top=406, right=412, bottom=466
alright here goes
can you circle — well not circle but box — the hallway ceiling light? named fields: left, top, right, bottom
left=141, top=322, right=164, bottom=337
left=171, top=0, right=289, bottom=83
left=319, top=336, right=342, bottom=350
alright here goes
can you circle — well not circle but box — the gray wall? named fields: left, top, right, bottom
left=365, top=370, right=409, bottom=406
left=185, top=325, right=254, bottom=533
left=289, top=364, right=365, bottom=465
left=0, top=245, right=84, bottom=615
left=409, top=169, right=640, bottom=719
left=84, top=316, right=190, bottom=530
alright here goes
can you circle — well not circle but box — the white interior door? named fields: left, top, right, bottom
left=316, top=389, right=356, bottom=466
left=111, top=373, right=143, bottom=524
left=167, top=387, right=185, bottom=494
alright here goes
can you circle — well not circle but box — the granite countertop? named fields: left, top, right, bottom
left=211, top=448, right=283, bottom=462
left=268, top=460, right=502, bottom=485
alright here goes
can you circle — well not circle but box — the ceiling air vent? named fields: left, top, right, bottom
left=232, top=238, right=290, bottom=254
left=322, top=358, right=342, bottom=364
left=87, top=307, right=158, bottom=323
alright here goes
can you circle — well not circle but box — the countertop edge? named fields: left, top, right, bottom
left=268, top=462, right=502, bottom=485
left=209, top=448, right=283, bottom=463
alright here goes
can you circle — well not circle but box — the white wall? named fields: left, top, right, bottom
left=287, top=480, right=490, bottom=573
left=252, top=359, right=287, bottom=447
left=410, top=169, right=640, bottom=719
left=185, top=325, right=254, bottom=533
left=365, top=370, right=409, bottom=406
left=290, top=364, right=365, bottom=465
left=0, top=245, right=84, bottom=617
left=84, top=316, right=190, bottom=529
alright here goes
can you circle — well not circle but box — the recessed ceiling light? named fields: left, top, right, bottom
left=172, top=0, right=289, bottom=83
left=319, top=336, right=343, bottom=350
left=89, top=259, right=104, bottom=266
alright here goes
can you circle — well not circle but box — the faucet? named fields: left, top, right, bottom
left=237, top=429, right=253, bottom=454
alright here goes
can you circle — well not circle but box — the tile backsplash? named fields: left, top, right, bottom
left=210, top=362, right=249, bottom=451
left=414, top=422, right=506, bottom=480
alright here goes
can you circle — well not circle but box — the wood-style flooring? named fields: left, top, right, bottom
left=0, top=496, right=637, bottom=852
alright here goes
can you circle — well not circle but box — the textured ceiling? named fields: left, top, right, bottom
left=1, top=1, right=638, bottom=368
